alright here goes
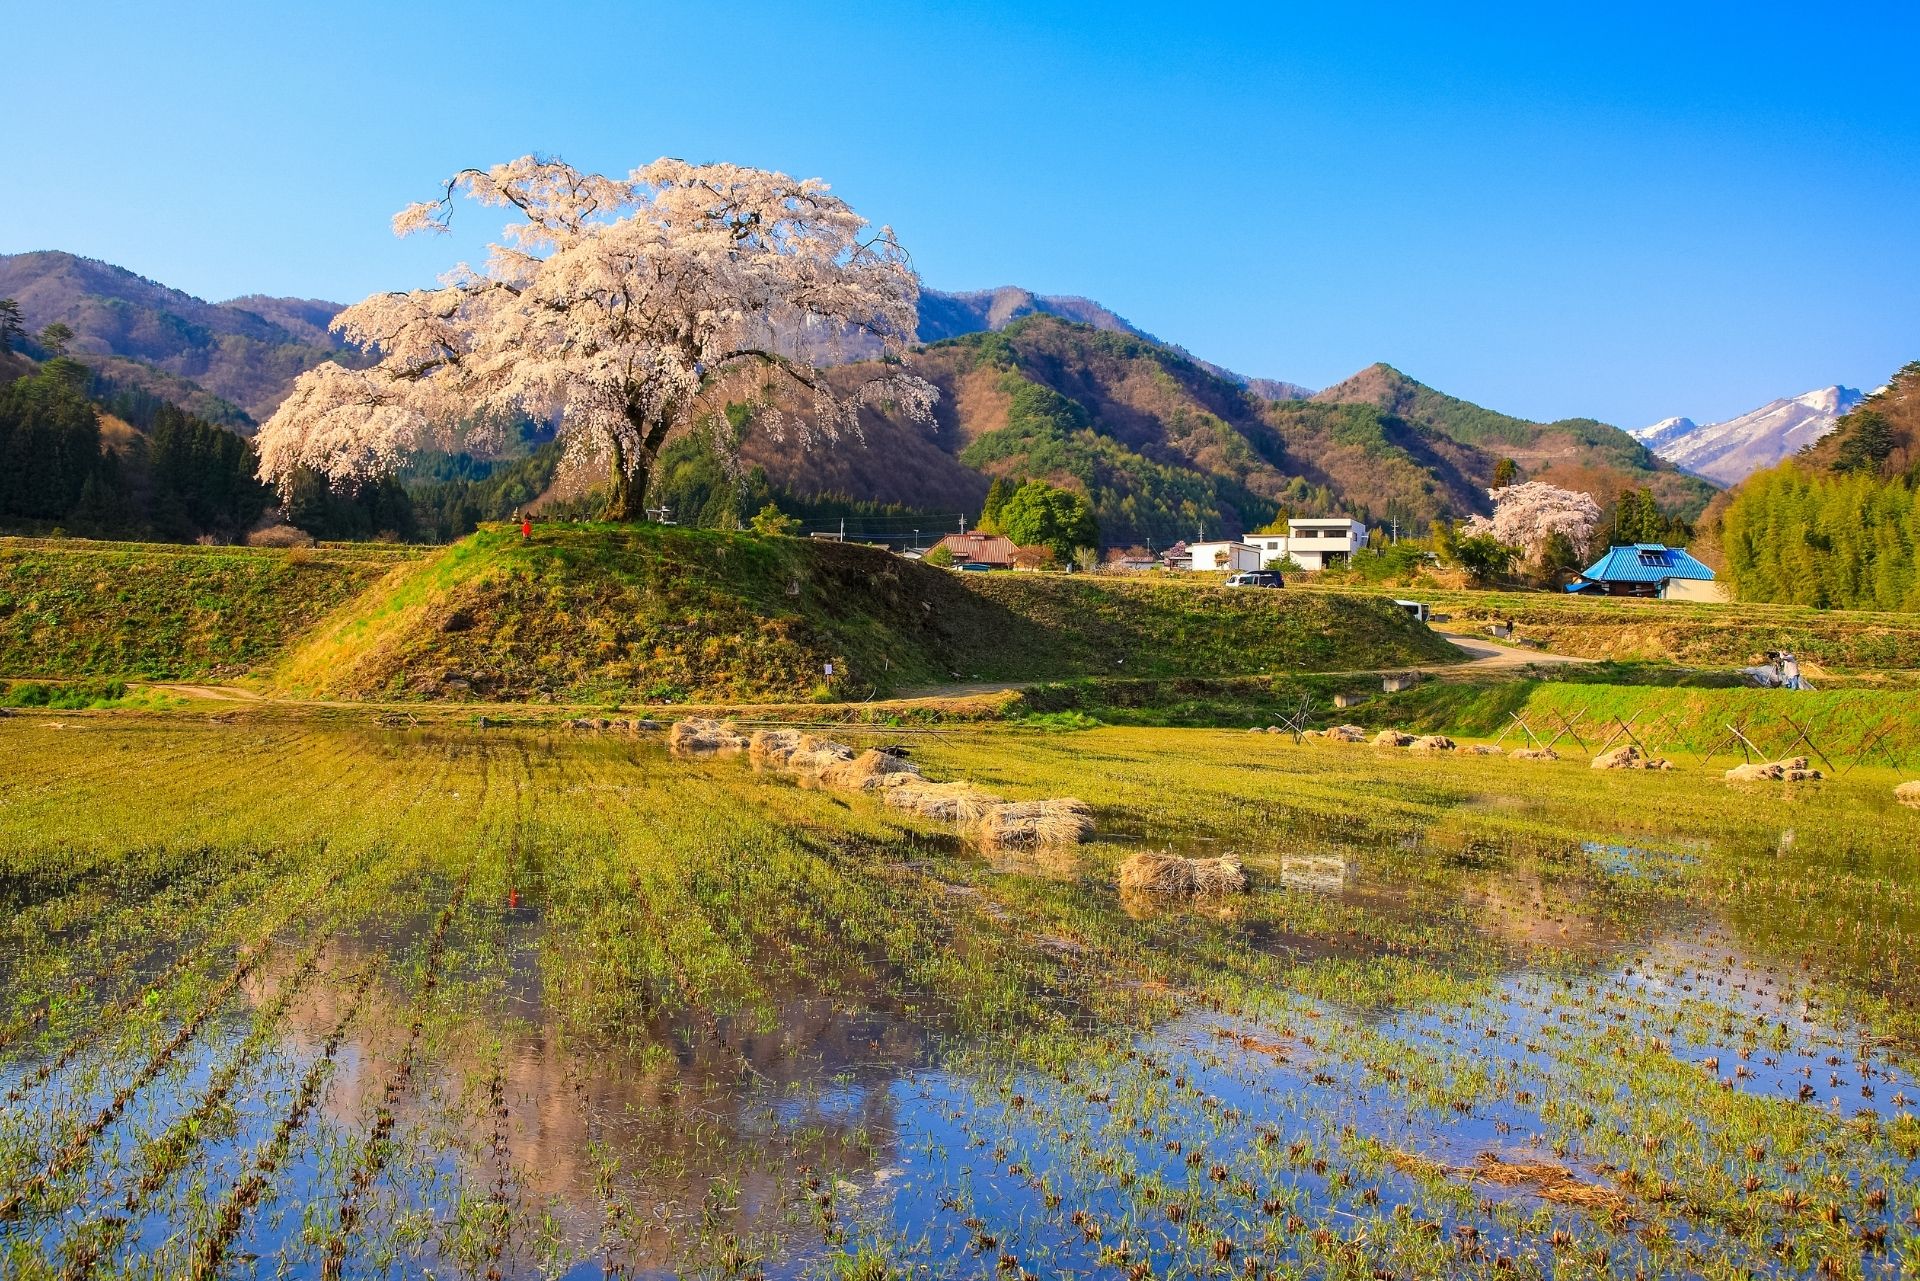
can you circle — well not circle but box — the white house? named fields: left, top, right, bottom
left=1185, top=540, right=1263, bottom=573
left=1241, top=517, right=1369, bottom=571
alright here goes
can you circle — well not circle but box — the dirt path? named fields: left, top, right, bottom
left=896, top=634, right=1590, bottom=700
left=149, top=683, right=266, bottom=701
left=1431, top=631, right=1594, bottom=670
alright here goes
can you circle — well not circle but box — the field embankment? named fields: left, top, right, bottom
left=0, top=539, right=416, bottom=680
left=1309, top=583, right=1920, bottom=670
left=1016, top=667, right=1920, bottom=766
left=265, top=524, right=1459, bottom=702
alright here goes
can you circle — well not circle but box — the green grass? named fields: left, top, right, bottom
left=264, top=523, right=1461, bottom=702
left=3, top=719, right=1917, bottom=1276
left=0, top=538, right=415, bottom=681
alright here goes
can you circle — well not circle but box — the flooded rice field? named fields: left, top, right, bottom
left=1, top=718, right=1917, bottom=1278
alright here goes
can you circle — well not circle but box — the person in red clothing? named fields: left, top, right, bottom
left=521, top=515, right=532, bottom=540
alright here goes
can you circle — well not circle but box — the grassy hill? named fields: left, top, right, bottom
left=266, top=525, right=1461, bottom=703
left=0, top=539, right=415, bottom=680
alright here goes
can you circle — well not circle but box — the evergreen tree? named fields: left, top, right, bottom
left=979, top=475, right=1014, bottom=532
left=0, top=298, right=23, bottom=353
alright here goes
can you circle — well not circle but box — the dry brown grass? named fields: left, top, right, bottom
left=1117, top=850, right=1247, bottom=897
left=1388, top=1149, right=1634, bottom=1218
left=1592, top=744, right=1670, bottom=770
left=820, top=748, right=922, bottom=791
left=979, top=798, right=1094, bottom=849
left=1725, top=757, right=1822, bottom=783
left=884, top=780, right=1002, bottom=823
left=668, top=717, right=749, bottom=754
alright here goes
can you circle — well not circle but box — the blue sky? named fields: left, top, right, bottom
left=4, top=1, right=1915, bottom=426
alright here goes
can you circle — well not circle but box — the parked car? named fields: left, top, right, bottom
left=1225, top=570, right=1285, bottom=588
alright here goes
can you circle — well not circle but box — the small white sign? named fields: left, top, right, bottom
left=824, top=662, right=834, bottom=676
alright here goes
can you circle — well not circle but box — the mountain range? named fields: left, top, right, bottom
left=1633, top=386, right=1865, bottom=486
left=1, top=248, right=1717, bottom=539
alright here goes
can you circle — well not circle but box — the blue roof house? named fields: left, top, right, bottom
left=1565, top=544, right=1726, bottom=601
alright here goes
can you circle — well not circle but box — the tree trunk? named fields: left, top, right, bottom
left=601, top=407, right=675, bottom=523
left=602, top=437, right=647, bottom=522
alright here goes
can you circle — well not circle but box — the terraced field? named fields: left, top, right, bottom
left=2, top=718, right=1917, bottom=1278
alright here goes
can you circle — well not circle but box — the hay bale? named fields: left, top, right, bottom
left=1118, top=851, right=1246, bottom=897
left=1510, top=747, right=1560, bottom=762
left=787, top=740, right=857, bottom=773
left=1409, top=735, right=1456, bottom=752
left=978, top=798, right=1094, bottom=848
left=1896, top=781, right=1920, bottom=808
left=1461, top=744, right=1502, bottom=756
left=820, top=748, right=922, bottom=791
left=1727, top=757, right=1822, bottom=783
left=668, top=717, right=749, bottom=754
left=885, top=780, right=1002, bottom=823
left=1373, top=729, right=1415, bottom=748
left=1324, top=724, right=1368, bottom=744
left=1592, top=744, right=1669, bottom=770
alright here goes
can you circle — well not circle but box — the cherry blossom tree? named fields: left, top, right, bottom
left=256, top=155, right=936, bottom=520
left=1462, top=480, right=1601, bottom=564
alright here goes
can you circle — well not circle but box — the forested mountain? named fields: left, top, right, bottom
left=1309, top=364, right=1716, bottom=519
left=726, top=317, right=1710, bottom=547
left=0, top=252, right=354, bottom=422
left=0, top=250, right=1713, bottom=550
left=1717, top=362, right=1920, bottom=609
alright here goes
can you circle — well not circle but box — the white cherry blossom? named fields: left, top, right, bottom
left=257, top=155, right=936, bottom=518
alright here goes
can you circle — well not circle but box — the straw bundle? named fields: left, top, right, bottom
left=668, top=717, right=749, bottom=755
left=1509, top=747, right=1559, bottom=762
left=1895, top=781, right=1920, bottom=808
left=1117, top=850, right=1248, bottom=897
left=1592, top=745, right=1670, bottom=770
left=1408, top=735, right=1456, bottom=752
left=1372, top=729, right=1415, bottom=748
left=884, top=780, right=1002, bottom=823
left=1726, top=756, right=1822, bottom=783
left=820, top=749, right=922, bottom=791
left=977, top=798, right=1094, bottom=849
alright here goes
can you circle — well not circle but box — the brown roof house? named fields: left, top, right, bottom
left=932, top=531, right=1017, bottom=569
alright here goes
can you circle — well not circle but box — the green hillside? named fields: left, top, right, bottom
left=266, top=524, right=1460, bottom=703
left=0, top=539, right=414, bottom=679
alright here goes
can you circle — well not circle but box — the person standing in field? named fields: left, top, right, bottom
left=521, top=514, right=532, bottom=540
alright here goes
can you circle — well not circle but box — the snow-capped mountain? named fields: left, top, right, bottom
left=1633, top=386, right=1864, bottom=486
left=1634, top=416, right=1699, bottom=453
